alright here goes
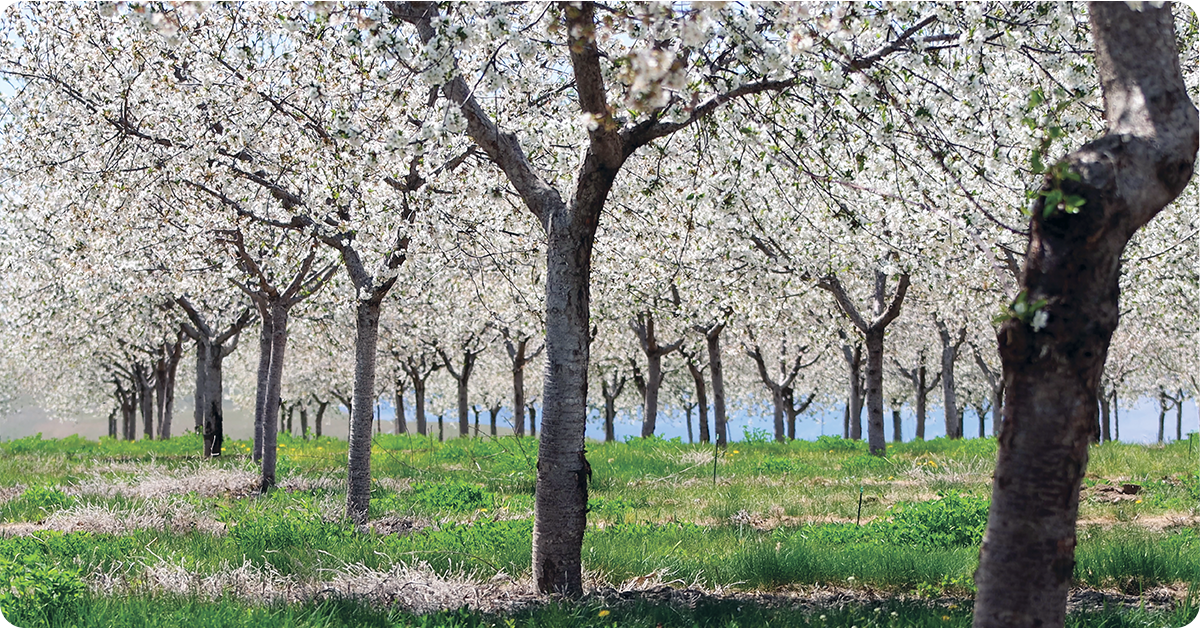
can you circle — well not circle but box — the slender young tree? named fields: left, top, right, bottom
left=935, top=318, right=968, bottom=439
left=630, top=310, right=684, bottom=438
left=894, top=351, right=941, bottom=441
left=973, top=4, right=1197, bottom=626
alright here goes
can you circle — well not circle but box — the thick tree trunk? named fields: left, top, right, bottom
left=260, top=304, right=289, bottom=491
left=253, top=309, right=274, bottom=463
left=973, top=5, right=1197, bottom=627
left=203, top=347, right=227, bottom=457
left=346, top=300, right=382, bottom=525
left=706, top=328, right=728, bottom=448
left=863, top=329, right=887, bottom=456
left=784, top=389, right=797, bottom=441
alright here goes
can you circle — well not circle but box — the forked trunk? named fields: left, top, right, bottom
left=346, top=300, right=382, bottom=524
left=973, top=5, right=1197, bottom=626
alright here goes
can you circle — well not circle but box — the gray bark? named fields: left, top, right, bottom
left=936, top=319, right=967, bottom=439
left=971, top=344, right=1003, bottom=438
left=842, top=342, right=864, bottom=440
left=346, top=300, right=382, bottom=524
left=703, top=323, right=728, bottom=447
left=600, top=369, right=625, bottom=443
left=819, top=270, right=910, bottom=456
left=402, top=354, right=441, bottom=437
left=630, top=311, right=683, bottom=438
left=892, top=406, right=902, bottom=443
left=134, top=362, right=154, bottom=440
left=744, top=335, right=812, bottom=442
left=896, top=352, right=940, bottom=440
left=440, top=338, right=485, bottom=440
left=973, top=5, right=1197, bottom=626
left=504, top=332, right=543, bottom=438
left=394, top=380, right=407, bottom=435
left=684, top=352, right=709, bottom=444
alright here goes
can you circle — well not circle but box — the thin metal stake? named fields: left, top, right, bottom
left=856, top=486, right=864, bottom=526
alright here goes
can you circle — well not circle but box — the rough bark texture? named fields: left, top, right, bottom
left=973, top=5, right=1197, bottom=627
left=260, top=303, right=289, bottom=491
left=387, top=0, right=800, bottom=597
left=346, top=300, right=382, bottom=525
left=252, top=308, right=273, bottom=463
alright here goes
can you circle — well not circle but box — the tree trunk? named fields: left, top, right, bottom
left=769, top=386, right=785, bottom=442
left=414, top=379, right=427, bottom=436
left=253, top=308, right=274, bottom=463
left=642, top=343, right=663, bottom=437
left=916, top=366, right=928, bottom=440
left=513, top=340, right=527, bottom=437
left=687, top=358, right=709, bottom=444
left=1112, top=387, right=1119, bottom=442
left=395, top=383, right=406, bottom=434
left=260, top=303, right=289, bottom=491
left=842, top=343, right=864, bottom=441
left=601, top=373, right=623, bottom=444
left=300, top=406, right=309, bottom=440
left=784, top=388, right=797, bottom=441
left=843, top=403, right=849, bottom=439
left=528, top=405, right=536, bottom=438
left=160, top=339, right=181, bottom=440
left=194, top=342, right=209, bottom=436
left=863, top=329, right=887, bottom=456
left=1099, top=387, right=1110, bottom=443
left=1176, top=391, right=1184, bottom=441
left=204, top=344, right=228, bottom=458
left=707, top=327, right=728, bottom=448
left=685, top=404, right=694, bottom=443
left=457, top=360, right=473, bottom=438
left=992, top=384, right=1003, bottom=437
left=973, top=5, right=1197, bottom=626
left=1158, top=392, right=1167, bottom=443
left=346, top=300, right=382, bottom=525
left=314, top=399, right=327, bottom=439
left=489, top=403, right=501, bottom=437
left=892, top=407, right=902, bottom=443
left=135, top=364, right=154, bottom=441
left=937, top=320, right=966, bottom=440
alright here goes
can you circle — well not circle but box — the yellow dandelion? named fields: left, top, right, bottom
left=731, top=450, right=739, bottom=454
left=1135, top=499, right=1142, bottom=504
left=942, top=616, right=951, bottom=621
left=598, top=610, right=610, bottom=618
left=888, top=476, right=894, bottom=480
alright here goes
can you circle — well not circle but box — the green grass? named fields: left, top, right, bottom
left=1, top=432, right=1197, bottom=626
